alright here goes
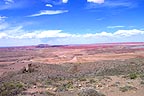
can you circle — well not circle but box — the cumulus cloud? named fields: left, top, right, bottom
left=0, top=32, right=7, bottom=38
left=62, top=0, right=68, bottom=3
left=87, top=0, right=104, bottom=4
left=28, top=10, right=68, bottom=17
left=114, top=29, right=144, bottom=36
left=3, top=29, right=143, bottom=39
left=0, top=18, right=144, bottom=40
left=45, top=4, right=53, bottom=7
left=0, top=18, right=144, bottom=46
left=15, top=30, right=72, bottom=39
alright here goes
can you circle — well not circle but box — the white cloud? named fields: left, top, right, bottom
left=14, top=30, right=72, bottom=39
left=2, top=26, right=23, bottom=34
left=87, top=1, right=135, bottom=9
left=28, top=10, right=68, bottom=17
left=0, top=18, right=144, bottom=40
left=4, top=0, right=14, bottom=4
left=0, top=18, right=144, bottom=46
left=6, top=29, right=144, bottom=39
left=0, top=32, right=7, bottom=38
left=14, top=32, right=36, bottom=39
left=0, top=16, right=7, bottom=21
left=87, top=0, right=104, bottom=4
left=0, top=23, right=9, bottom=30
left=4, top=0, right=14, bottom=3
left=0, top=16, right=9, bottom=30
left=45, top=4, right=53, bottom=7
left=37, top=30, right=71, bottom=38
left=107, top=26, right=125, bottom=29
left=82, top=29, right=144, bottom=37
left=62, top=0, right=68, bottom=3
left=114, top=29, right=144, bottom=36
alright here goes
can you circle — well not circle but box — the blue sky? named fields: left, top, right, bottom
left=0, top=0, right=144, bottom=46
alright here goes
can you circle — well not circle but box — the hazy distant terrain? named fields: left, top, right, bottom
left=0, top=42, right=144, bottom=96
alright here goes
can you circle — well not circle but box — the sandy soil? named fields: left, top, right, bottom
left=0, top=43, right=144, bottom=75
left=0, top=42, right=144, bottom=96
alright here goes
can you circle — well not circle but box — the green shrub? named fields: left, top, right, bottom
left=78, top=88, right=105, bottom=96
left=78, top=77, right=87, bottom=81
left=140, top=81, right=144, bottom=85
left=129, top=73, right=138, bottom=79
left=56, top=81, right=73, bottom=92
left=89, top=79, right=96, bottom=84
left=46, top=91, right=56, bottom=96
left=119, top=85, right=137, bottom=92
left=45, top=80, right=52, bottom=85
left=140, top=74, right=144, bottom=80
left=62, top=81, right=73, bottom=89
left=0, top=82, right=24, bottom=96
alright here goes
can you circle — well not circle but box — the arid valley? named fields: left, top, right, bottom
left=0, top=42, right=144, bottom=96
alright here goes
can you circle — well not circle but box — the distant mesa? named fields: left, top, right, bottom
left=36, top=44, right=50, bottom=48
left=51, top=45, right=68, bottom=47
left=36, top=44, right=68, bottom=48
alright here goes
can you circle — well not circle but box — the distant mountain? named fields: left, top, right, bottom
left=36, top=44, right=50, bottom=48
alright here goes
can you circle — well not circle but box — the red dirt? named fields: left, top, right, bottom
left=0, top=42, right=144, bottom=75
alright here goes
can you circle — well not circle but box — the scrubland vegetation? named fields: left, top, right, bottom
left=0, top=43, right=144, bottom=96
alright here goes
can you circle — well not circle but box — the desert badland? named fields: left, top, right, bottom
left=0, top=42, right=144, bottom=96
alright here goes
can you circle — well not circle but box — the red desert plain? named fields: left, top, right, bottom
left=0, top=42, right=144, bottom=96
